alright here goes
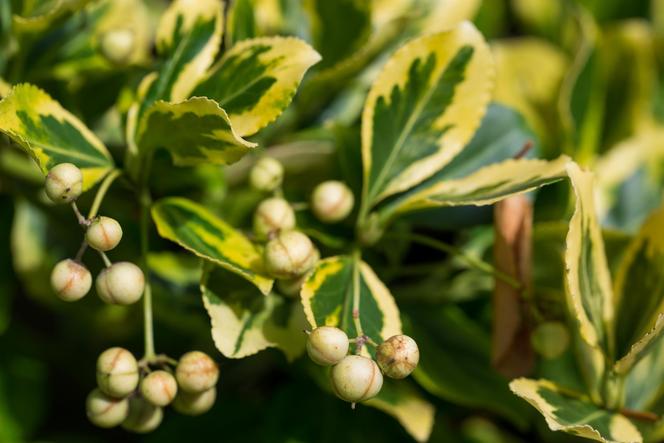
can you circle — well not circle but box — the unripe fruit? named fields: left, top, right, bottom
left=330, top=355, right=383, bottom=403
left=172, top=387, right=216, bottom=416
left=100, top=28, right=134, bottom=65
left=249, top=157, right=283, bottom=192
left=86, top=388, right=129, bottom=428
left=306, top=326, right=349, bottom=366
left=96, top=347, right=139, bottom=398
left=276, top=274, right=306, bottom=298
left=122, top=397, right=163, bottom=433
left=531, top=321, right=570, bottom=359
left=311, top=180, right=354, bottom=223
left=253, top=197, right=296, bottom=240
left=85, top=216, right=123, bottom=251
left=96, top=262, right=145, bottom=305
left=264, top=231, right=318, bottom=279
left=140, top=370, right=177, bottom=407
left=175, top=351, right=219, bottom=393
left=44, top=163, right=83, bottom=203
left=50, top=259, right=92, bottom=301
left=376, top=335, right=419, bottom=379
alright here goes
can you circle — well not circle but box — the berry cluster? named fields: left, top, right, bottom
left=87, top=349, right=219, bottom=431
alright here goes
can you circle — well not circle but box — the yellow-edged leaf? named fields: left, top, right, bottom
left=615, top=314, right=664, bottom=375
left=13, top=0, right=91, bottom=33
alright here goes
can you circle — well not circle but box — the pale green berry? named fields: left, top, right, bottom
left=376, top=335, right=419, bottom=379
left=175, top=351, right=219, bottom=393
left=122, top=397, right=163, bottom=433
left=85, top=216, right=123, bottom=251
left=86, top=388, right=129, bottom=428
left=50, top=259, right=92, bottom=301
left=172, top=387, right=216, bottom=416
left=330, top=355, right=383, bottom=403
left=253, top=197, right=296, bottom=240
left=96, top=262, right=145, bottom=305
left=140, top=370, right=177, bottom=407
left=249, top=157, right=283, bottom=192
left=45, top=163, right=82, bottom=203
left=264, top=231, right=318, bottom=279
left=531, top=321, right=570, bottom=359
left=96, top=347, right=139, bottom=398
left=100, top=28, right=134, bottom=65
left=276, top=274, right=306, bottom=298
left=311, top=181, right=354, bottom=223
left=307, top=327, right=349, bottom=366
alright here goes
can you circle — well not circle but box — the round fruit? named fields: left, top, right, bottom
left=330, top=355, right=383, bottom=403
left=376, top=335, right=419, bottom=379
left=122, top=397, right=163, bottom=433
left=50, top=259, right=92, bottom=301
left=264, top=231, right=318, bottom=279
left=85, top=216, right=123, bottom=251
left=249, top=157, right=284, bottom=192
left=44, top=163, right=83, bottom=203
left=175, top=351, right=219, bottom=393
left=172, top=388, right=216, bottom=416
left=311, top=181, right=354, bottom=223
left=96, top=262, right=145, bottom=305
left=253, top=197, right=296, bottom=240
left=140, top=370, right=177, bottom=407
left=96, top=347, right=139, bottom=398
left=100, top=28, right=134, bottom=65
left=276, top=274, right=306, bottom=298
left=86, top=388, right=129, bottom=428
left=306, top=326, right=349, bottom=366
left=531, top=321, right=570, bottom=359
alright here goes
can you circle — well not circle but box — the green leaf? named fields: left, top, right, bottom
left=151, top=197, right=273, bottom=295
left=301, top=255, right=401, bottom=349
left=138, top=97, right=256, bottom=166
left=510, top=378, right=642, bottom=443
left=192, top=36, right=321, bottom=137
left=615, top=314, right=664, bottom=375
left=0, top=84, right=114, bottom=190
left=12, top=0, right=91, bottom=33
left=361, top=22, right=494, bottom=207
left=201, top=266, right=306, bottom=360
left=225, top=0, right=256, bottom=47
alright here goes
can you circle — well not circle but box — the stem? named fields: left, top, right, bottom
left=140, top=188, right=155, bottom=360
left=71, top=202, right=88, bottom=226
left=74, top=241, right=88, bottom=262
left=351, top=249, right=365, bottom=353
left=98, top=251, right=112, bottom=268
left=87, top=169, right=122, bottom=219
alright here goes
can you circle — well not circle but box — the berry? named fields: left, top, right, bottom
left=264, top=231, right=318, bottom=279
left=253, top=197, right=295, bottom=240
left=249, top=157, right=283, bottom=192
left=172, top=388, right=216, bottom=416
left=175, top=351, right=219, bottom=393
left=306, top=326, right=349, bottom=366
left=122, top=397, right=163, bottom=433
left=140, top=370, right=177, bottom=407
left=100, top=28, right=134, bottom=65
left=311, top=181, right=354, bottom=223
left=276, top=274, right=306, bottom=298
left=85, top=216, right=123, bottom=251
left=44, top=163, right=82, bottom=203
left=96, top=262, right=145, bottom=305
left=376, top=335, right=419, bottom=379
left=50, top=259, right=92, bottom=301
left=531, top=321, right=570, bottom=359
left=96, top=347, right=139, bottom=398
left=330, top=355, right=383, bottom=403
left=86, top=388, right=129, bottom=428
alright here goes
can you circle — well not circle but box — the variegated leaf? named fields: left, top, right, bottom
left=0, top=84, right=114, bottom=190
left=301, top=255, right=401, bottom=349
left=615, top=315, right=664, bottom=375
left=225, top=0, right=256, bottom=47
left=151, top=197, right=273, bottom=294
left=419, top=0, right=481, bottom=34
left=510, top=378, right=642, bottom=443
left=12, top=0, right=91, bottom=33
left=361, top=22, right=494, bottom=207
left=192, top=37, right=321, bottom=136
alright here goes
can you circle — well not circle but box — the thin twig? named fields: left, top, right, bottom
left=74, top=240, right=88, bottom=262
left=98, top=251, right=112, bottom=268
left=87, top=169, right=122, bottom=219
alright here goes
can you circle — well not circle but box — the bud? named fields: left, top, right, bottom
left=100, top=28, right=134, bottom=65
left=121, top=397, right=163, bottom=433
left=86, top=388, right=129, bottom=428
left=264, top=231, right=318, bottom=279
left=249, top=157, right=283, bottom=192
left=140, top=370, right=178, bottom=407
left=96, top=347, right=139, bottom=398
left=50, top=259, right=92, bottom=301
left=85, top=216, right=123, bottom=251
left=172, top=387, right=216, bottom=416
left=311, top=181, right=354, bottom=223
left=96, top=262, right=145, bottom=305
left=306, top=326, right=349, bottom=366
left=376, top=335, right=419, bottom=379
left=330, top=355, right=383, bottom=403
left=253, top=197, right=296, bottom=240
left=276, top=274, right=306, bottom=298
left=44, top=163, right=83, bottom=203
left=531, top=321, right=570, bottom=359
left=175, top=351, right=219, bottom=393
